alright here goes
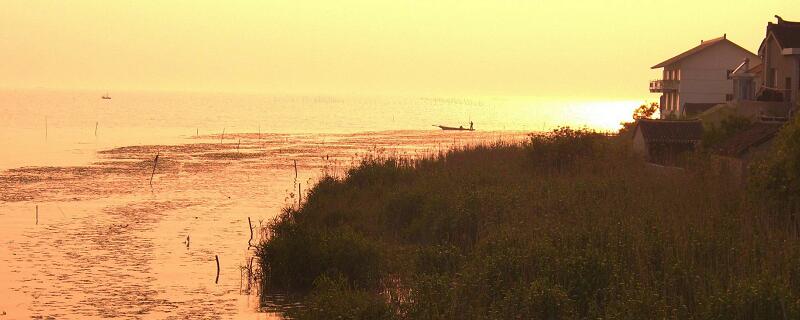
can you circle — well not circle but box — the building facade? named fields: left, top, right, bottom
left=650, top=35, right=760, bottom=118
left=757, top=16, right=800, bottom=105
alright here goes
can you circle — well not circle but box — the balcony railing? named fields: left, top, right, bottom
left=649, top=79, right=679, bottom=93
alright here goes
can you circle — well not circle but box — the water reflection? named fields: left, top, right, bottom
left=0, top=130, right=530, bottom=319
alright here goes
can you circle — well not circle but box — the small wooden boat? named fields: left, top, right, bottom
left=101, top=92, right=111, bottom=100
left=434, top=125, right=475, bottom=131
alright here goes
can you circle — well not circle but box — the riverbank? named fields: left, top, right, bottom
left=257, top=127, right=800, bottom=319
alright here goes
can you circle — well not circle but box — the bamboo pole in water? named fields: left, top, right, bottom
left=35, top=205, right=38, bottom=225
left=221, top=128, right=225, bottom=144
left=247, top=217, right=254, bottom=248
left=294, top=160, right=298, bottom=179
left=95, top=122, right=98, bottom=137
left=215, top=255, right=220, bottom=284
left=149, top=153, right=160, bottom=186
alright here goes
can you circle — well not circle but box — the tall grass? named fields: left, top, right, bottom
left=257, top=128, right=800, bottom=319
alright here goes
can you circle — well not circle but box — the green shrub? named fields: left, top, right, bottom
left=294, top=274, right=395, bottom=320
left=257, top=223, right=383, bottom=292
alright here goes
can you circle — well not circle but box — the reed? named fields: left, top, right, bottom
left=256, top=128, right=800, bottom=319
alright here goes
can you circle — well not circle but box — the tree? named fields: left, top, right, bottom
left=619, top=102, right=659, bottom=137
left=632, top=102, right=659, bottom=120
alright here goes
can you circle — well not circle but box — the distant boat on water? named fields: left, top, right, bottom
left=101, top=92, right=111, bottom=100
left=434, top=122, right=475, bottom=131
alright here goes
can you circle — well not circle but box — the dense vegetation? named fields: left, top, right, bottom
left=257, top=124, right=800, bottom=319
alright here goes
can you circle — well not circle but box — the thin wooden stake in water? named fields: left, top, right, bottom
left=247, top=217, right=254, bottom=248
left=95, top=122, right=98, bottom=137
left=186, top=235, right=190, bottom=248
left=221, top=128, right=226, bottom=143
left=150, top=153, right=160, bottom=186
left=294, top=160, right=298, bottom=179
left=258, top=124, right=261, bottom=139
left=35, top=205, right=38, bottom=225
left=215, top=255, right=220, bottom=284
left=298, top=183, right=302, bottom=208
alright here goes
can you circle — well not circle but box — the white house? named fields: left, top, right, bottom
left=650, top=35, right=761, bottom=118
left=756, top=15, right=800, bottom=105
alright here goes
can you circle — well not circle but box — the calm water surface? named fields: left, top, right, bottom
left=0, top=90, right=635, bottom=318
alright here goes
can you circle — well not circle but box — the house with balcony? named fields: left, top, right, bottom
left=650, top=35, right=761, bottom=118
left=756, top=15, right=800, bottom=105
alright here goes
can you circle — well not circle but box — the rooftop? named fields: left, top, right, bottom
left=651, top=36, right=756, bottom=69
left=633, top=119, right=704, bottom=143
left=768, top=16, right=800, bottom=49
left=714, top=122, right=784, bottom=157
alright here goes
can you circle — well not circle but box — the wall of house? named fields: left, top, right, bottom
left=762, top=36, right=799, bottom=103
left=677, top=42, right=761, bottom=116
left=632, top=129, right=648, bottom=158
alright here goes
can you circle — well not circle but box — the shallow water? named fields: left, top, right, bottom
left=0, top=90, right=633, bottom=318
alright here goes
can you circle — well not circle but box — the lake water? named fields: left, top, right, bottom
left=0, top=89, right=637, bottom=319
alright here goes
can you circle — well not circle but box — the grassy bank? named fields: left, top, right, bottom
left=257, top=127, right=800, bottom=319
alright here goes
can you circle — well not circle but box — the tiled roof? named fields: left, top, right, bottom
left=633, top=119, right=704, bottom=143
left=769, top=16, right=800, bottom=49
left=651, top=37, right=757, bottom=69
left=714, top=122, right=783, bottom=157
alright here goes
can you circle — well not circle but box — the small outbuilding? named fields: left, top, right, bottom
left=632, top=119, right=704, bottom=165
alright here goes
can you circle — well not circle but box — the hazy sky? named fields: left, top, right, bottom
left=0, top=1, right=796, bottom=98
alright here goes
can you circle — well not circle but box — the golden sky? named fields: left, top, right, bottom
left=0, top=1, right=796, bottom=98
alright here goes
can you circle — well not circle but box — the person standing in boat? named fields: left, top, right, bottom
left=469, top=121, right=473, bottom=130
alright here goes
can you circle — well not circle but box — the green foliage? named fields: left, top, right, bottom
left=750, top=116, right=800, bottom=214
left=257, top=127, right=800, bottom=319
left=527, top=127, right=606, bottom=171
left=294, top=274, right=395, bottom=320
left=703, top=115, right=753, bottom=148
left=620, top=102, right=658, bottom=138
left=633, top=102, right=659, bottom=120
left=257, top=222, right=384, bottom=292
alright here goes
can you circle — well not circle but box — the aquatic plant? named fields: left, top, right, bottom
left=257, top=127, right=800, bottom=319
